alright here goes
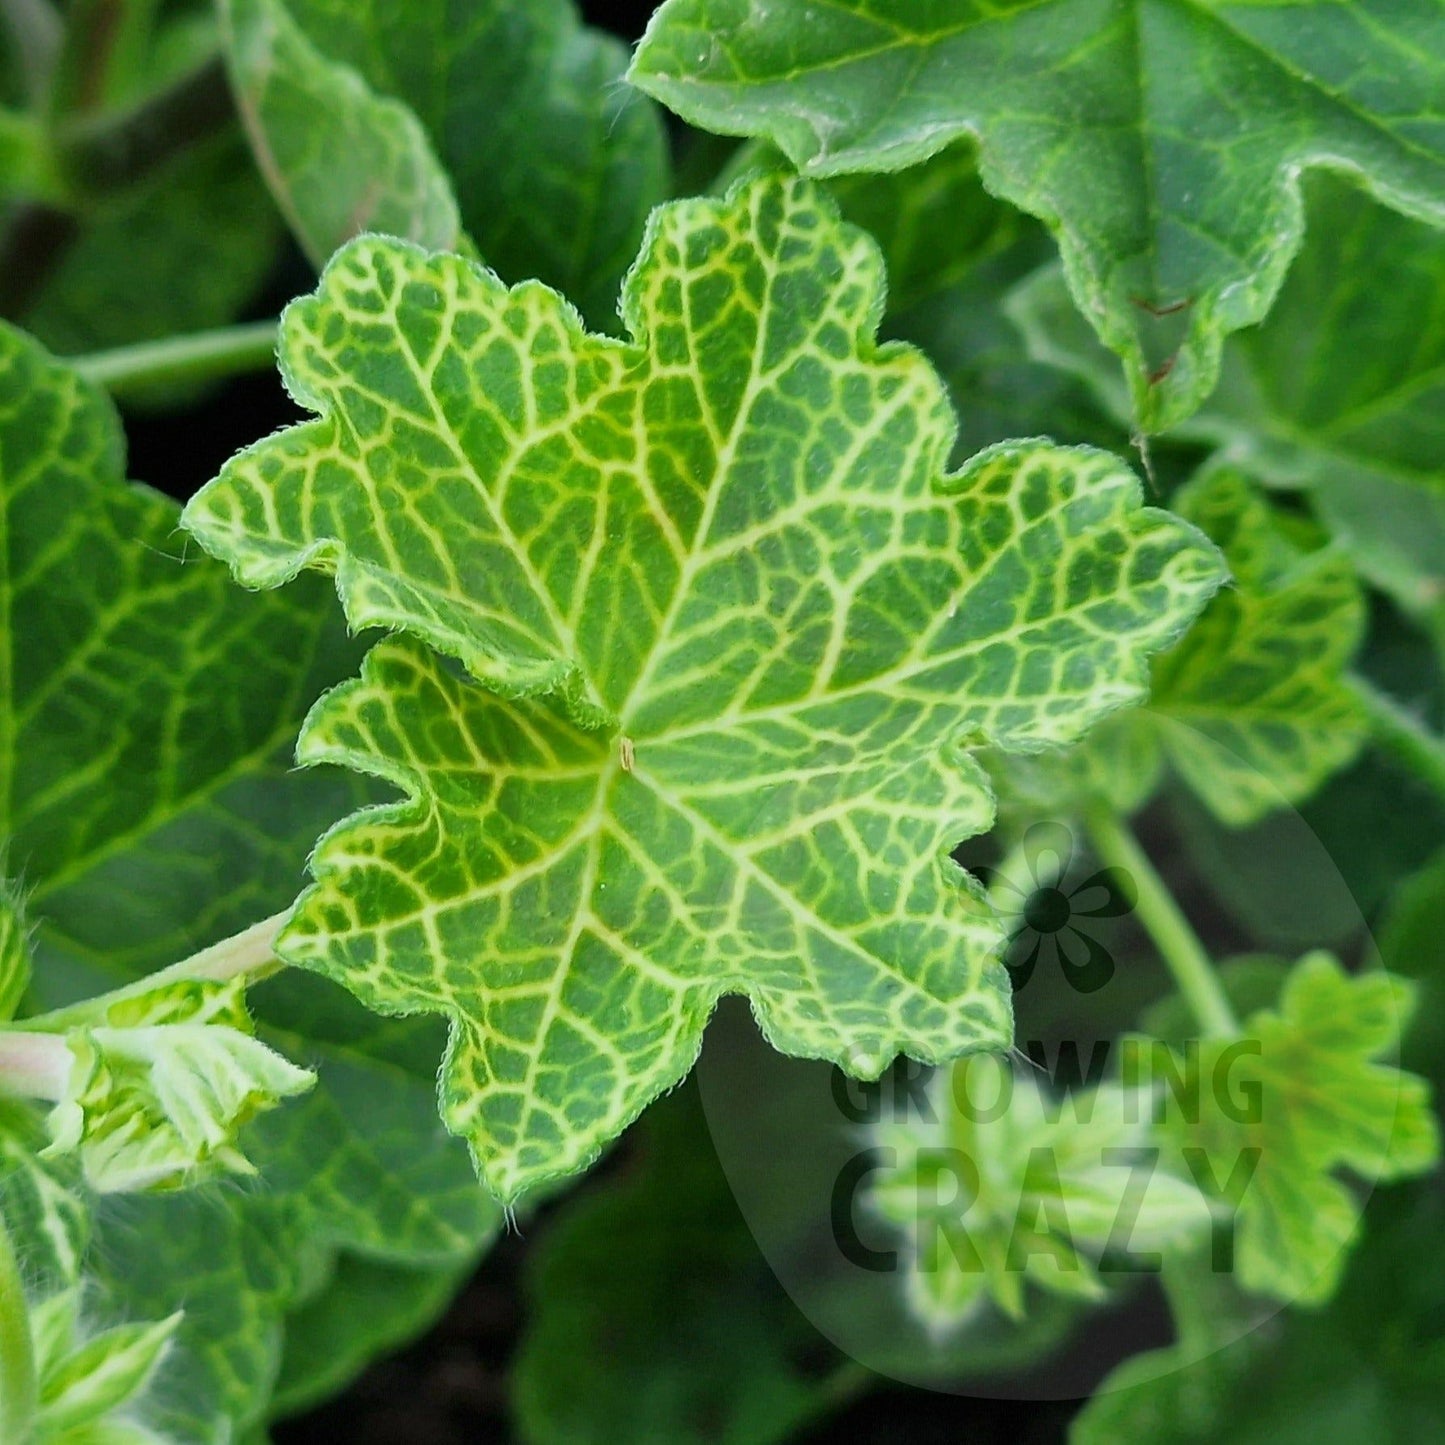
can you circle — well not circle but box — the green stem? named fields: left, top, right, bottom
left=72, top=319, right=279, bottom=397
left=1085, top=807, right=1239, bottom=1038
left=22, top=912, right=289, bottom=1034
left=1349, top=673, right=1445, bottom=803
left=0, top=1218, right=36, bottom=1445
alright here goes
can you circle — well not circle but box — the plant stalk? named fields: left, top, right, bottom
left=72, top=319, right=279, bottom=396
left=1085, top=807, right=1239, bottom=1038
left=0, top=1218, right=36, bottom=1445
left=20, top=913, right=290, bottom=1035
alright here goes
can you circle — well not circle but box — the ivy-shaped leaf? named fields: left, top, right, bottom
left=224, top=0, right=668, bottom=327
left=632, top=0, right=1445, bottom=431
left=0, top=324, right=498, bottom=1438
left=995, top=468, right=1368, bottom=826
left=1009, top=175, right=1445, bottom=621
left=1144, top=952, right=1438, bottom=1305
left=868, top=1056, right=1209, bottom=1329
left=183, top=176, right=1225, bottom=1200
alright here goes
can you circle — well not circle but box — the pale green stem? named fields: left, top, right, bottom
left=72, top=319, right=279, bottom=397
left=1085, top=807, right=1239, bottom=1038
left=0, top=1031, right=70, bottom=1101
left=1349, top=673, right=1445, bottom=804
left=21, top=912, right=289, bottom=1034
left=0, top=1218, right=36, bottom=1445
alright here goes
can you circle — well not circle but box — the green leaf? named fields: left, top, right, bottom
left=0, top=324, right=498, bottom=1436
left=35, top=1310, right=179, bottom=1436
left=0, top=319, right=351, bottom=946
left=0, top=880, right=29, bottom=1022
left=513, top=1080, right=838, bottom=1445
left=0, top=1106, right=89, bottom=1287
left=694, top=999, right=1086, bottom=1383
left=725, top=137, right=1020, bottom=317
left=1380, top=846, right=1445, bottom=1088
left=1071, top=1181, right=1445, bottom=1445
left=632, top=0, right=1445, bottom=432
left=887, top=230, right=1141, bottom=467
left=1011, top=176, right=1445, bottom=620
left=18, top=137, right=284, bottom=408
left=40, top=977, right=315, bottom=1194
left=182, top=176, right=1226, bottom=1200
left=267, top=1251, right=472, bottom=1421
left=220, top=0, right=463, bottom=264
left=224, top=0, right=669, bottom=327
left=1142, top=469, right=1367, bottom=824
left=993, top=467, right=1367, bottom=825
left=868, top=1055, right=1210, bottom=1328
left=1146, top=951, right=1438, bottom=1305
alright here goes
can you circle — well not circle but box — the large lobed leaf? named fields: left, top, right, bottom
left=183, top=176, right=1226, bottom=1201
left=0, top=324, right=497, bottom=1439
left=631, top=0, right=1445, bottom=431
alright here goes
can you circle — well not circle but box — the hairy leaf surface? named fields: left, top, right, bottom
left=632, top=0, right=1445, bottom=431
left=995, top=468, right=1368, bottom=825
left=183, top=177, right=1224, bottom=1200
left=0, top=326, right=497, bottom=1438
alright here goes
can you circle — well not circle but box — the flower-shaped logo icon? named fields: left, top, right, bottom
left=979, top=821, right=1136, bottom=994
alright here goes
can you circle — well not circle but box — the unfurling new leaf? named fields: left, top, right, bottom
left=41, top=978, right=314, bottom=1193
left=183, top=176, right=1226, bottom=1200
left=868, top=1056, right=1209, bottom=1329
